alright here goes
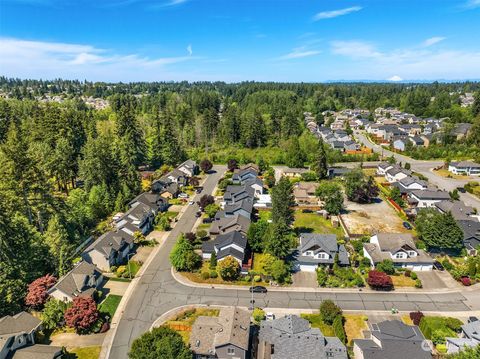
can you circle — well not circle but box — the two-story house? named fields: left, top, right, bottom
left=243, top=177, right=264, bottom=198
left=202, top=231, right=248, bottom=265
left=232, top=168, right=258, bottom=184
left=377, top=162, right=394, bottom=176
left=293, top=182, right=319, bottom=205
left=385, top=166, right=412, bottom=183
left=223, top=199, right=253, bottom=219
left=223, top=185, right=255, bottom=205
left=0, top=312, right=64, bottom=359
left=353, top=320, right=431, bottom=359
left=82, top=230, right=135, bottom=271
left=128, top=192, right=168, bottom=215
left=434, top=200, right=475, bottom=221
left=48, top=261, right=103, bottom=302
left=209, top=214, right=251, bottom=237
left=115, top=201, right=155, bottom=235
left=189, top=307, right=251, bottom=359
left=176, top=159, right=198, bottom=177
left=363, top=233, right=433, bottom=271
left=456, top=220, right=480, bottom=255
left=392, top=176, right=429, bottom=195
left=257, top=315, right=347, bottom=359
left=294, top=233, right=349, bottom=272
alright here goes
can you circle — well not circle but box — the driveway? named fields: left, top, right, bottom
left=103, top=278, right=129, bottom=296
left=416, top=270, right=462, bottom=290
left=50, top=332, right=106, bottom=349
left=292, top=272, right=318, bottom=288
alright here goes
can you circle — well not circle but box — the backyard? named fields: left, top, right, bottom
left=294, top=211, right=344, bottom=239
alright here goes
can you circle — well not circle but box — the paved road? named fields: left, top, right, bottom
left=354, top=131, right=480, bottom=210
left=107, top=163, right=480, bottom=359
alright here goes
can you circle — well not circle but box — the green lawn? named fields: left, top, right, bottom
left=300, top=314, right=335, bottom=336
left=294, top=212, right=344, bottom=238
left=98, top=294, right=122, bottom=320
left=66, top=346, right=101, bottom=359
left=165, top=211, right=179, bottom=219
left=258, top=210, right=272, bottom=221
left=197, top=223, right=211, bottom=232
left=127, top=260, right=141, bottom=276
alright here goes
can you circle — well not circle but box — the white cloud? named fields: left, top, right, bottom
left=187, top=44, right=192, bottom=56
left=313, top=6, right=362, bottom=21
left=387, top=75, right=403, bottom=82
left=278, top=47, right=321, bottom=60
left=0, top=37, right=197, bottom=81
left=329, top=39, right=480, bottom=80
left=464, top=0, right=480, bottom=9
left=422, top=37, right=446, bottom=47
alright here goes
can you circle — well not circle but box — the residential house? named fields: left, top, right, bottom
left=456, top=220, right=480, bottom=255
left=279, top=168, right=309, bottom=178
left=115, top=201, right=155, bottom=235
left=392, top=176, right=429, bottom=195
left=408, top=190, right=450, bottom=208
left=377, top=162, right=394, bottom=176
left=363, top=233, right=433, bottom=271
left=420, top=134, right=433, bottom=147
left=189, top=307, right=251, bottom=359
left=257, top=314, right=347, bottom=359
left=353, top=320, right=431, bottom=359
left=434, top=200, right=475, bottom=221
left=448, top=161, right=480, bottom=176
left=164, top=168, right=189, bottom=186
left=48, top=261, right=103, bottom=302
left=223, top=199, right=253, bottom=219
left=176, top=159, right=198, bottom=177
left=446, top=317, right=480, bottom=354
left=128, top=192, right=168, bottom=215
left=393, top=137, right=408, bottom=152
left=330, top=141, right=346, bottom=151
left=293, top=233, right=349, bottom=272
left=209, top=214, right=251, bottom=236
left=240, top=163, right=260, bottom=173
left=385, top=166, right=412, bottom=183
left=202, top=231, right=248, bottom=265
left=409, top=136, right=425, bottom=147
left=160, top=182, right=180, bottom=199
left=82, top=230, right=135, bottom=271
left=0, top=312, right=63, bottom=359
left=293, top=182, right=319, bottom=205
left=232, top=168, right=258, bottom=184
left=243, top=177, right=264, bottom=198
left=452, top=123, right=472, bottom=140
left=343, top=140, right=360, bottom=151
left=223, top=185, right=255, bottom=205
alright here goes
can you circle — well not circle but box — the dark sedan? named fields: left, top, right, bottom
left=249, top=286, right=267, bottom=293
left=402, top=222, right=412, bottom=230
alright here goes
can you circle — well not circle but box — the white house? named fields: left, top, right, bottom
left=377, top=162, right=394, bottom=175
left=363, top=233, right=433, bottom=271
left=448, top=161, right=480, bottom=176
left=392, top=176, right=429, bottom=195
left=176, top=159, right=198, bottom=177
left=408, top=190, right=451, bottom=208
left=385, top=166, right=412, bottom=183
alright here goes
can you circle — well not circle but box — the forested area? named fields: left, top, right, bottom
left=0, top=78, right=479, bottom=316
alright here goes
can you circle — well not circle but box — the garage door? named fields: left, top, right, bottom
left=299, top=264, right=317, bottom=272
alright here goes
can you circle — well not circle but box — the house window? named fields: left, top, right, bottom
left=227, top=348, right=235, bottom=355
left=305, top=251, right=313, bottom=256
left=395, top=253, right=404, bottom=259
left=318, top=253, right=327, bottom=259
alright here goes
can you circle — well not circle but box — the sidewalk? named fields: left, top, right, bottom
left=171, top=267, right=480, bottom=295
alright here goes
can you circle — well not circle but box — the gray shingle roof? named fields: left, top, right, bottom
left=410, top=190, right=450, bottom=200
left=259, top=315, right=347, bottom=359
left=434, top=200, right=474, bottom=220
left=0, top=312, right=41, bottom=336
left=84, top=230, right=134, bottom=257
left=12, top=344, right=64, bottom=359
left=295, top=233, right=349, bottom=265
left=48, top=261, right=101, bottom=299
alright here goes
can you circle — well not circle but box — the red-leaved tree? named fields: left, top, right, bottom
left=64, top=297, right=99, bottom=332
left=25, top=274, right=57, bottom=308
left=367, top=270, right=393, bottom=290
left=409, top=311, right=424, bottom=326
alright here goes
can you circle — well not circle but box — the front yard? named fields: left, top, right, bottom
left=98, top=294, right=122, bottom=320
left=66, top=346, right=101, bottom=359
left=164, top=308, right=220, bottom=343
left=294, top=211, right=344, bottom=238
left=344, top=314, right=368, bottom=345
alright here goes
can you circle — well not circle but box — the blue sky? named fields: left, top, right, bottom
left=1, top=0, right=480, bottom=82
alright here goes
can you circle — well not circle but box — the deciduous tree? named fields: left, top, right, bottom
left=64, top=297, right=99, bottom=332
left=25, top=274, right=57, bottom=309
left=129, top=326, right=191, bottom=359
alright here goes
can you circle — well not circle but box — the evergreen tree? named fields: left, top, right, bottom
left=44, top=215, right=74, bottom=276
left=285, top=137, right=305, bottom=168
left=315, top=138, right=329, bottom=179
left=271, top=176, right=295, bottom=226
left=264, top=220, right=293, bottom=259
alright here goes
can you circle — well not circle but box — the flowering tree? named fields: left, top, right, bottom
left=367, top=270, right=393, bottom=290
left=64, top=297, right=99, bottom=332
left=25, top=274, right=57, bottom=308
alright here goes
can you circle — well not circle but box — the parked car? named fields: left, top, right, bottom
left=266, top=312, right=275, bottom=321
left=195, top=211, right=202, bottom=218
left=178, top=193, right=189, bottom=198
left=188, top=201, right=195, bottom=205
left=202, top=218, right=214, bottom=223
left=249, top=286, right=267, bottom=293
left=196, top=187, right=203, bottom=194
left=402, top=221, right=412, bottom=230
left=433, top=261, right=445, bottom=271
left=457, top=186, right=466, bottom=193
left=302, top=209, right=313, bottom=213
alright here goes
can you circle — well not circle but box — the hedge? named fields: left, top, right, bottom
left=419, top=316, right=461, bottom=340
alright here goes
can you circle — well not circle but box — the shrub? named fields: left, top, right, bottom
left=376, top=259, right=395, bottom=275
left=42, top=298, right=67, bottom=330
left=419, top=316, right=458, bottom=340
left=254, top=275, right=261, bottom=282
left=25, top=274, right=57, bottom=309
left=116, top=266, right=127, bottom=277
left=319, top=300, right=342, bottom=325
left=415, top=279, right=423, bottom=288
left=64, top=297, right=99, bottom=333
left=317, top=268, right=328, bottom=287
left=333, top=315, right=346, bottom=344
left=436, top=344, right=447, bottom=354
left=201, top=271, right=210, bottom=280
left=253, top=308, right=266, bottom=324
left=410, top=272, right=418, bottom=280
left=431, top=328, right=451, bottom=345
left=367, top=270, right=393, bottom=290
left=209, top=252, right=217, bottom=269
left=196, top=230, right=208, bottom=240
left=110, top=266, right=118, bottom=273
left=209, top=270, right=218, bottom=278
left=409, top=311, right=425, bottom=326
left=244, top=275, right=251, bottom=282
left=444, top=317, right=463, bottom=332
left=217, top=256, right=240, bottom=280
left=441, top=258, right=454, bottom=271
left=461, top=277, right=471, bottom=286
left=404, top=270, right=411, bottom=277
left=350, top=240, right=364, bottom=253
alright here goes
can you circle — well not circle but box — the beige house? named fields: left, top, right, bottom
left=293, top=182, right=319, bottom=205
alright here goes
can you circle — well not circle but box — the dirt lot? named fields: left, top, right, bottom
left=341, top=198, right=409, bottom=235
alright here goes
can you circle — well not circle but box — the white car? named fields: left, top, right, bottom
left=178, top=193, right=188, bottom=198
left=188, top=201, right=195, bottom=205
left=265, top=312, right=275, bottom=321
